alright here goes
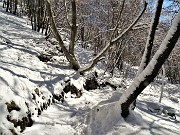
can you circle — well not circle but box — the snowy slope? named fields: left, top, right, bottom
left=0, top=2, right=180, bottom=135
left=0, top=3, right=116, bottom=134
left=0, top=2, right=77, bottom=134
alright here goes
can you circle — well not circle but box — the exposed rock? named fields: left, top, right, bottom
left=53, top=94, right=63, bottom=102
left=47, top=99, right=51, bottom=106
left=38, top=108, right=41, bottom=115
left=6, top=101, right=20, bottom=113
left=32, top=93, right=36, bottom=100
left=84, top=77, right=99, bottom=91
left=100, top=82, right=117, bottom=90
left=7, top=113, right=33, bottom=132
left=169, top=96, right=179, bottom=103
left=63, top=83, right=82, bottom=98
left=9, top=128, right=18, bottom=135
left=37, top=53, right=52, bottom=62
left=34, top=88, right=40, bottom=96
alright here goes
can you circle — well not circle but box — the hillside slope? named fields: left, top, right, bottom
left=0, top=2, right=180, bottom=135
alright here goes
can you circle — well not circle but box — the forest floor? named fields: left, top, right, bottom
left=0, top=2, right=180, bottom=135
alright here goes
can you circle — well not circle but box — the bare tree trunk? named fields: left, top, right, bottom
left=159, top=65, right=165, bottom=103
left=120, top=11, right=180, bottom=118
left=33, top=13, right=37, bottom=31
left=37, top=0, right=41, bottom=32
left=9, top=0, right=12, bottom=13
left=13, top=0, right=17, bottom=14
left=6, top=0, right=9, bottom=12
left=81, top=27, right=84, bottom=43
left=45, top=18, right=49, bottom=36
left=137, top=0, right=164, bottom=75
left=41, top=20, right=45, bottom=34
left=69, top=0, right=77, bottom=57
left=132, top=0, right=164, bottom=109
left=3, top=0, right=6, bottom=8
left=31, top=15, right=34, bottom=30
left=45, top=0, right=80, bottom=70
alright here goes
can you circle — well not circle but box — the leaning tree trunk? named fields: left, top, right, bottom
left=120, top=11, right=180, bottom=118
left=132, top=0, right=164, bottom=109
left=137, top=0, right=164, bottom=75
left=45, top=0, right=80, bottom=70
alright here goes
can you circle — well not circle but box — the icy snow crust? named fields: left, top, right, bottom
left=0, top=2, right=180, bottom=135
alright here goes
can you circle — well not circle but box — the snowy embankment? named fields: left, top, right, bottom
left=0, top=2, right=180, bottom=135
left=0, top=3, right=117, bottom=134
left=0, top=3, right=78, bottom=134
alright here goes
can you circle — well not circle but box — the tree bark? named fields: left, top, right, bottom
left=6, top=0, right=9, bottom=12
left=45, top=18, right=49, bottom=36
left=69, top=0, right=77, bottom=57
left=132, top=0, right=164, bottom=109
left=81, top=27, right=84, bottom=42
left=137, top=0, right=164, bottom=75
left=9, top=0, right=12, bottom=13
left=3, top=0, right=6, bottom=8
left=159, top=65, right=165, bottom=103
left=121, top=11, right=180, bottom=118
left=13, top=0, right=17, bottom=14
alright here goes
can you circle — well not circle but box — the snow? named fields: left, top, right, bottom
left=0, top=2, right=180, bottom=135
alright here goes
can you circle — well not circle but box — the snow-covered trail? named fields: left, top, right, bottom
left=0, top=3, right=79, bottom=134
left=0, top=3, right=111, bottom=134
left=24, top=103, right=77, bottom=135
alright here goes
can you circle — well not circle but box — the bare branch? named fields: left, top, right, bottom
left=110, top=0, right=126, bottom=40
left=111, top=1, right=148, bottom=44
left=79, top=1, right=148, bottom=74
left=63, top=0, right=71, bottom=27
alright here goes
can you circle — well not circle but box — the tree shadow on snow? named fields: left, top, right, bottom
left=46, top=62, right=70, bottom=70
left=127, top=118, right=180, bottom=135
left=0, top=13, right=45, bottom=43
left=124, top=100, right=180, bottom=135
left=137, top=100, right=179, bottom=123
left=0, top=65, right=66, bottom=93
